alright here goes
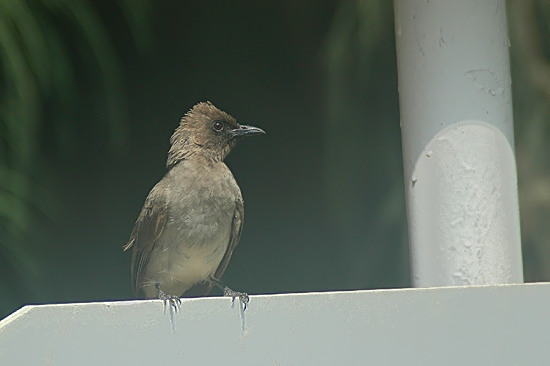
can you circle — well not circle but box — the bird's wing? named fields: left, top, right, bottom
left=214, top=197, right=244, bottom=281
left=123, top=184, right=169, bottom=295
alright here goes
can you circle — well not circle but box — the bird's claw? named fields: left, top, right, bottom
left=163, top=296, right=182, bottom=314
left=223, top=286, right=249, bottom=311
left=156, top=283, right=182, bottom=314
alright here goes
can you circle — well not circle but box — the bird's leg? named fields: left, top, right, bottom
left=209, top=276, right=249, bottom=311
left=155, top=283, right=182, bottom=314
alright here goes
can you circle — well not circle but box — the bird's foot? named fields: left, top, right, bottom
left=208, top=276, right=250, bottom=313
left=155, top=283, right=182, bottom=314
left=223, top=286, right=249, bottom=311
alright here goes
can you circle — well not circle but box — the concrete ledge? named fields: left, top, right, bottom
left=1, top=283, right=549, bottom=365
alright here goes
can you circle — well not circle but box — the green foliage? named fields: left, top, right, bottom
left=0, top=0, right=151, bottom=300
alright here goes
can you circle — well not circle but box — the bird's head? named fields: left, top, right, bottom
left=167, top=101, right=265, bottom=167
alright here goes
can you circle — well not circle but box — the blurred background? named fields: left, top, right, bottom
left=1, top=0, right=549, bottom=319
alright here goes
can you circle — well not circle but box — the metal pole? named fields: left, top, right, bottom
left=394, top=0, right=523, bottom=287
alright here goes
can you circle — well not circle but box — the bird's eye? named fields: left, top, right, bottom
left=212, top=120, right=224, bottom=132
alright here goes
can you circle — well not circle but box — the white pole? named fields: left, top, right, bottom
left=394, top=0, right=523, bottom=287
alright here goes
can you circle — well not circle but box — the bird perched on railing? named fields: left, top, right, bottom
left=123, top=101, right=264, bottom=314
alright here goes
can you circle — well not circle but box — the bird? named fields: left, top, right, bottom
left=123, top=101, right=264, bottom=311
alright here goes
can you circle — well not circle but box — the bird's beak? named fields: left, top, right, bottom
left=230, top=125, right=266, bottom=138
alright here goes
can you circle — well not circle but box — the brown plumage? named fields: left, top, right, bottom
left=123, top=101, right=264, bottom=300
